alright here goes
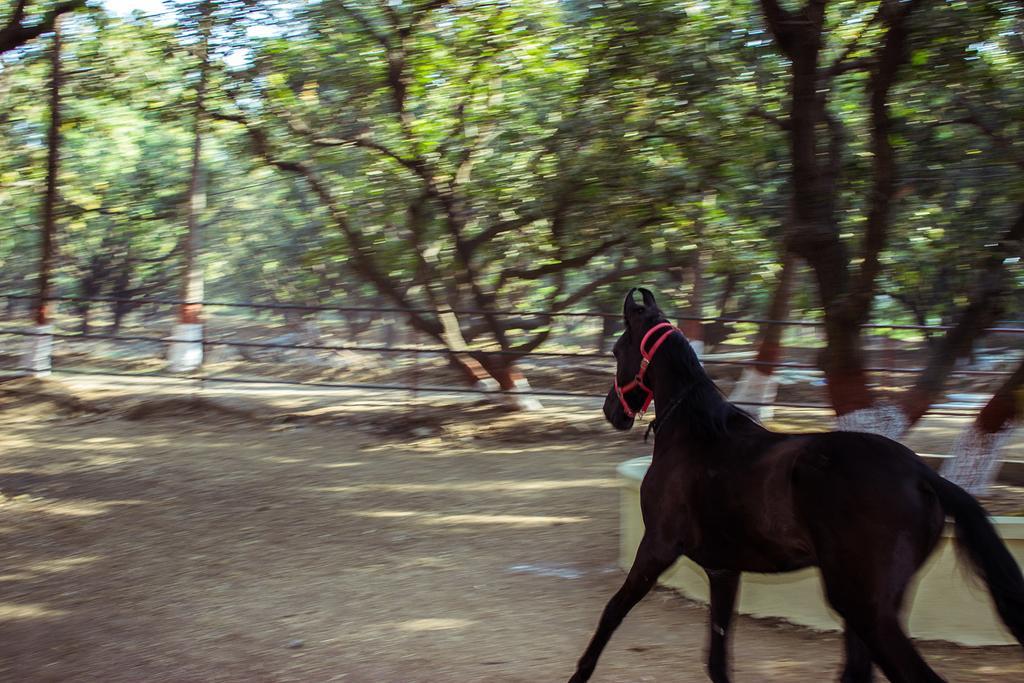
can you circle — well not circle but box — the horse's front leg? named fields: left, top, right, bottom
left=568, top=533, right=679, bottom=683
left=705, top=569, right=740, bottom=683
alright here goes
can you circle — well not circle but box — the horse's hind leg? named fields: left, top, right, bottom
left=706, top=569, right=740, bottom=683
left=840, top=627, right=873, bottom=683
left=822, top=564, right=943, bottom=683
left=848, top=611, right=944, bottom=683
left=568, top=534, right=678, bottom=683
left=796, top=446, right=947, bottom=683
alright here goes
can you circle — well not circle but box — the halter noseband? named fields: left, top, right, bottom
left=613, top=321, right=677, bottom=419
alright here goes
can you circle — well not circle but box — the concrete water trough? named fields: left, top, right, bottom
left=618, top=456, right=1024, bottom=646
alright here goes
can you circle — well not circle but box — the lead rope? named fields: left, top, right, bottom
left=644, top=420, right=656, bottom=443
left=642, top=391, right=688, bottom=443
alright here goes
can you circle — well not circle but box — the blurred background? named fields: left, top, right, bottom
left=2, top=2, right=1024, bottom=681
left=3, top=2, right=1024, bottom=474
left=2, top=2, right=1024, bottom=471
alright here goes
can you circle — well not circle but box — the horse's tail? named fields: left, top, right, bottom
left=924, top=468, right=1024, bottom=645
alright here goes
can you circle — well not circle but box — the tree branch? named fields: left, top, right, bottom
left=748, top=107, right=791, bottom=131
left=309, top=132, right=424, bottom=175
left=821, top=4, right=883, bottom=82
left=11, top=0, right=29, bottom=24
left=845, top=0, right=924, bottom=324
left=498, top=236, right=626, bottom=286
left=943, top=99, right=1024, bottom=172
left=973, top=356, right=1024, bottom=434
left=465, top=211, right=544, bottom=255
left=0, top=0, right=85, bottom=55
left=212, top=108, right=443, bottom=336
left=337, top=3, right=389, bottom=50
left=898, top=200, right=1024, bottom=423
left=823, top=111, right=845, bottom=197
left=759, top=0, right=827, bottom=58
left=553, top=264, right=653, bottom=312
left=758, top=0, right=798, bottom=55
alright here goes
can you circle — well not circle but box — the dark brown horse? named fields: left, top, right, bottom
left=569, top=288, right=1024, bottom=683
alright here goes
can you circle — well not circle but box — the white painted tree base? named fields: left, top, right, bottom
left=167, top=323, right=204, bottom=372
left=19, top=324, right=53, bottom=376
left=473, top=378, right=500, bottom=393
left=835, top=404, right=909, bottom=440
left=473, top=377, right=544, bottom=411
left=728, top=367, right=778, bottom=420
left=940, top=424, right=1013, bottom=495
left=508, top=377, right=544, bottom=411
left=689, top=340, right=705, bottom=359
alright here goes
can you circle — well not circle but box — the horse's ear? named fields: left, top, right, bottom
left=637, top=288, right=657, bottom=309
left=623, top=288, right=640, bottom=319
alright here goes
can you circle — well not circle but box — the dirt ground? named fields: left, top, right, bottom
left=1, top=382, right=1023, bottom=682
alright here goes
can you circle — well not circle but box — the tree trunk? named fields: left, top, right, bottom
left=344, top=310, right=377, bottom=340
left=763, top=1, right=874, bottom=419
left=168, top=2, right=212, bottom=372
left=108, top=257, right=135, bottom=336
left=729, top=254, right=794, bottom=419
left=474, top=352, right=543, bottom=412
left=679, top=225, right=706, bottom=358
left=78, top=303, right=91, bottom=335
left=596, top=311, right=618, bottom=354
left=77, top=252, right=110, bottom=335
left=21, top=19, right=63, bottom=376
left=940, top=359, right=1024, bottom=494
left=431, top=305, right=541, bottom=410
left=112, top=301, right=130, bottom=336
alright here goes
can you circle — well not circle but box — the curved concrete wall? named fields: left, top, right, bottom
left=618, top=456, right=1024, bottom=646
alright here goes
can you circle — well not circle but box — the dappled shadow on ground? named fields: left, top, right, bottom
left=1, top=388, right=1022, bottom=681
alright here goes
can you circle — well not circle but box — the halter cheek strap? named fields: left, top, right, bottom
left=614, top=322, right=677, bottom=419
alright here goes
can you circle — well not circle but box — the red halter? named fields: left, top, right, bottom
left=613, top=322, right=677, bottom=419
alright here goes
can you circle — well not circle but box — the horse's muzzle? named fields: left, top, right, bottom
left=603, top=389, right=636, bottom=431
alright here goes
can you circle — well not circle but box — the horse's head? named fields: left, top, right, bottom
left=603, top=287, right=673, bottom=431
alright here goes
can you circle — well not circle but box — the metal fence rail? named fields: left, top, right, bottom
left=0, top=365, right=994, bottom=418
left=2, top=293, right=1021, bottom=417
left=5, top=292, right=1024, bottom=333
left=0, top=327, right=1017, bottom=378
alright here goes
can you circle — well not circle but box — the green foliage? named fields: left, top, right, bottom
left=0, top=0, right=1021, bottom=348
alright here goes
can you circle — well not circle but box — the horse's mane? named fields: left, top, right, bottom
left=641, top=308, right=755, bottom=440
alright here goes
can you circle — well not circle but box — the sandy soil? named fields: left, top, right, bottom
left=1, top=383, right=1023, bottom=682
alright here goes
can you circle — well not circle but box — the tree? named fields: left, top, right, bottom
left=38, top=10, right=196, bottom=332
left=757, top=1, right=1023, bottom=435
left=0, top=0, right=84, bottom=55
left=167, top=0, right=214, bottom=372
left=1, top=0, right=1018, bottom=476
left=729, top=253, right=795, bottom=418
left=756, top=0, right=924, bottom=425
left=941, top=357, right=1024, bottom=493
left=18, top=11, right=62, bottom=374
left=213, top=1, right=700, bottom=406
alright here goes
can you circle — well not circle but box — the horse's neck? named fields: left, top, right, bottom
left=649, top=354, right=749, bottom=445
left=651, top=359, right=709, bottom=407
